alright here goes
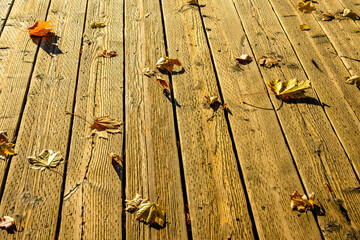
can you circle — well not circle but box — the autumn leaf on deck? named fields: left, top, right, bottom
left=205, top=96, right=219, bottom=106
left=125, top=194, right=148, bottom=213
left=0, top=216, right=15, bottom=230
left=345, top=76, right=360, bottom=88
left=267, top=79, right=311, bottom=100
left=235, top=54, right=253, bottom=64
left=99, top=50, right=117, bottom=58
left=258, top=56, right=281, bottom=68
left=108, top=152, right=123, bottom=167
left=90, top=116, right=123, bottom=139
left=90, top=20, right=106, bottom=29
left=143, top=67, right=156, bottom=77
left=343, top=9, right=360, bottom=20
left=290, top=191, right=315, bottom=212
left=297, top=1, right=317, bottom=14
left=156, top=57, right=181, bottom=73
left=28, top=150, right=64, bottom=171
left=0, top=131, right=15, bottom=160
left=187, top=0, right=199, bottom=6
left=28, top=20, right=54, bottom=37
left=321, top=12, right=335, bottom=21
left=135, top=201, right=165, bottom=226
left=156, top=76, right=170, bottom=89
left=299, top=24, right=310, bottom=31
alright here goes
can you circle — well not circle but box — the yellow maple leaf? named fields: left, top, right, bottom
left=297, top=1, right=317, bottom=14
left=156, top=57, right=181, bottom=73
left=28, top=20, right=54, bottom=37
left=135, top=201, right=165, bottom=226
left=290, top=191, right=315, bottom=212
left=267, top=79, right=311, bottom=100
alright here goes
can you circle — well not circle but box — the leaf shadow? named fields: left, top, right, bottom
left=31, top=32, right=63, bottom=56
left=111, top=159, right=124, bottom=182
left=283, top=97, right=329, bottom=108
left=172, top=67, right=185, bottom=75
left=164, top=89, right=182, bottom=108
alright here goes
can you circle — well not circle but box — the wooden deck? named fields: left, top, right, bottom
left=0, top=0, right=360, bottom=239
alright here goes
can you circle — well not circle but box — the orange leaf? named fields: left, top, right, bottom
left=28, top=20, right=54, bottom=37
left=156, top=76, right=170, bottom=89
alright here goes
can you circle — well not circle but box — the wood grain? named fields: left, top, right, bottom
left=124, top=0, right=188, bottom=239
left=0, top=0, right=87, bottom=238
left=160, top=0, right=255, bottom=239
left=58, top=0, right=124, bottom=239
left=0, top=0, right=13, bottom=33
left=232, top=0, right=360, bottom=238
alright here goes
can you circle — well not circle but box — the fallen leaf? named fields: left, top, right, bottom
left=258, top=56, right=281, bottom=68
left=143, top=67, right=156, bottom=77
left=156, top=76, right=170, bottom=89
left=0, top=216, right=15, bottom=230
left=343, top=9, right=360, bottom=20
left=135, top=201, right=165, bottom=226
left=299, top=24, right=310, bottom=31
left=156, top=57, right=181, bottom=73
left=90, top=116, right=123, bottom=139
left=125, top=194, right=148, bottom=213
left=90, top=20, right=106, bottom=29
left=108, top=152, right=123, bottom=166
left=205, top=96, right=219, bottom=106
left=28, top=20, right=54, bottom=37
left=99, top=50, right=117, bottom=58
left=235, top=54, right=253, bottom=64
left=267, top=79, right=311, bottom=100
left=345, top=76, right=360, bottom=87
left=322, top=12, right=335, bottom=21
left=28, top=149, right=64, bottom=171
left=290, top=191, right=315, bottom=212
left=187, top=0, right=199, bottom=6
left=0, top=131, right=9, bottom=143
left=0, top=131, right=15, bottom=160
left=297, top=1, right=317, bottom=14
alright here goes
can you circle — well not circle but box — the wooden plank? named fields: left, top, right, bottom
left=231, top=0, right=360, bottom=238
left=58, top=0, right=124, bottom=239
left=124, top=0, right=188, bottom=239
left=0, top=0, right=87, bottom=238
left=0, top=0, right=14, bottom=33
left=160, top=0, right=256, bottom=239
left=199, top=0, right=324, bottom=239
left=0, top=0, right=50, bottom=197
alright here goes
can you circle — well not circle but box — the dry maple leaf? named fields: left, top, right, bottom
left=135, top=201, right=165, bottom=226
left=108, top=152, right=123, bottom=166
left=90, top=116, right=123, bottom=139
left=343, top=9, right=360, bottom=20
left=187, top=0, right=199, bottom=6
left=99, top=50, right=117, bottom=58
left=258, top=56, right=281, bottom=68
left=156, top=76, right=170, bottom=89
left=299, top=24, right=310, bottom=31
left=297, top=1, right=317, bottom=14
left=235, top=54, right=253, bottom=64
left=28, top=150, right=64, bottom=171
left=28, top=20, right=54, bottom=37
left=345, top=76, right=360, bottom=88
left=125, top=194, right=149, bottom=213
left=0, top=216, right=15, bottom=230
left=290, top=191, right=315, bottom=212
left=322, top=12, right=335, bottom=21
left=267, top=79, right=311, bottom=100
left=156, top=57, right=181, bottom=73
left=90, top=20, right=106, bottom=29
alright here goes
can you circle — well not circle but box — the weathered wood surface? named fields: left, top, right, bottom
left=59, top=0, right=124, bottom=239
left=124, top=0, right=188, bottom=239
left=0, top=0, right=359, bottom=239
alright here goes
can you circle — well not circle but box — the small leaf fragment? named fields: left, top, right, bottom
left=90, top=20, right=106, bottom=29
left=290, top=191, right=315, bottom=212
left=267, top=79, right=311, bottom=100
left=187, top=0, right=199, bottom=6
left=345, top=76, right=360, bottom=88
left=143, top=67, right=156, bottom=77
left=205, top=96, right=219, bottom=106
left=0, top=131, right=15, bottom=160
left=235, top=54, right=253, bottom=64
left=156, top=76, right=170, bottom=89
left=28, top=20, right=54, bottom=37
left=0, top=216, right=15, bottom=230
left=299, top=24, right=310, bottom=31
left=99, top=50, right=117, bottom=58
left=156, top=57, right=181, bottom=73
left=297, top=1, right=317, bottom=14
left=343, top=9, right=360, bottom=20
left=28, top=150, right=64, bottom=171
left=322, top=12, right=335, bottom=21
left=135, top=201, right=165, bottom=226
left=258, top=56, right=281, bottom=68
left=90, top=116, right=123, bottom=139
left=125, top=194, right=148, bottom=213
left=108, top=152, right=123, bottom=167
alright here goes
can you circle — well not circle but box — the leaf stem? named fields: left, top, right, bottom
left=241, top=91, right=276, bottom=101
left=65, top=111, right=92, bottom=124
